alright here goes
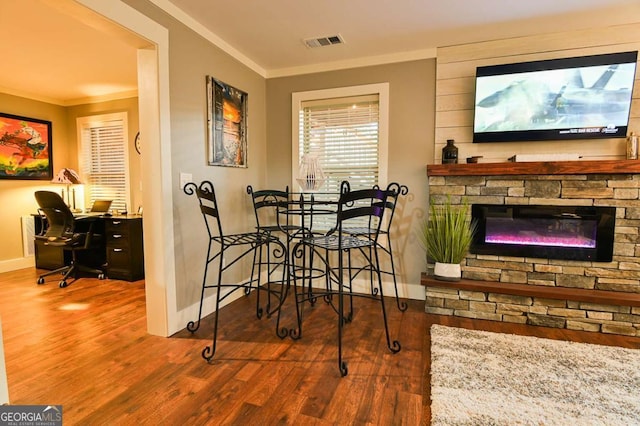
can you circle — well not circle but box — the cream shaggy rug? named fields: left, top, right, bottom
left=430, top=325, right=640, bottom=425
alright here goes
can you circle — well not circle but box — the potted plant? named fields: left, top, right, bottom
left=418, top=196, right=477, bottom=281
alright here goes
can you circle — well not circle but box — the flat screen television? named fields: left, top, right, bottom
left=473, top=51, right=638, bottom=143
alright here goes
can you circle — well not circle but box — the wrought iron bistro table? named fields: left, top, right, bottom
left=276, top=191, right=339, bottom=300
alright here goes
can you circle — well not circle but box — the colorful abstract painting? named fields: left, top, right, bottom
left=0, top=113, right=52, bottom=179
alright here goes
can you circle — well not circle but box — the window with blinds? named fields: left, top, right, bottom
left=299, top=94, right=380, bottom=194
left=292, top=83, right=389, bottom=229
left=77, top=113, right=130, bottom=212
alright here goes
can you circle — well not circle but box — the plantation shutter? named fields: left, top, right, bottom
left=79, top=115, right=128, bottom=212
left=298, top=94, right=380, bottom=194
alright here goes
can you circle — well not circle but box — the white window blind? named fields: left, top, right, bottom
left=78, top=113, right=129, bottom=212
left=293, top=84, right=389, bottom=231
left=299, top=94, right=380, bottom=194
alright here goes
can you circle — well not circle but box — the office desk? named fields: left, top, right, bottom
left=33, top=214, right=145, bottom=281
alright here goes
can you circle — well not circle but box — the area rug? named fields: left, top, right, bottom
left=430, top=325, right=640, bottom=425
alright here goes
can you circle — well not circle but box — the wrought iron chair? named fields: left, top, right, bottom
left=290, top=180, right=401, bottom=376
left=343, top=182, right=409, bottom=311
left=34, top=190, right=106, bottom=288
left=184, top=181, right=287, bottom=362
left=246, top=185, right=301, bottom=315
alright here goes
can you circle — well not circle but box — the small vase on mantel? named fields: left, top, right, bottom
left=434, top=262, right=461, bottom=281
left=442, top=139, right=458, bottom=164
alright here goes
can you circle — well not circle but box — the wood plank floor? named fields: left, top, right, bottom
left=3, top=268, right=640, bottom=425
left=0, top=268, right=425, bottom=425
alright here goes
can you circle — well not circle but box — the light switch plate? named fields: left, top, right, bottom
left=179, top=172, right=192, bottom=189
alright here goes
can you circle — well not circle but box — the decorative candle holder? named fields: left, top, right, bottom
left=296, top=154, right=326, bottom=191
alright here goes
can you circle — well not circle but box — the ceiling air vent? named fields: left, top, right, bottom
left=303, top=34, right=344, bottom=48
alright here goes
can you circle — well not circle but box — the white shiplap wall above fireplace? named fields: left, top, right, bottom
left=434, top=22, right=640, bottom=164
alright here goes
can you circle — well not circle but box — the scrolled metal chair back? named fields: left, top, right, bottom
left=184, top=180, right=225, bottom=240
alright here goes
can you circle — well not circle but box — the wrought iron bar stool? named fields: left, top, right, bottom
left=184, top=181, right=287, bottom=362
left=343, top=182, right=409, bottom=311
left=246, top=185, right=302, bottom=316
left=290, top=181, right=401, bottom=376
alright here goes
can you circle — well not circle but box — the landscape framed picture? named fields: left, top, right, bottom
left=0, top=112, right=53, bottom=179
left=206, top=76, right=248, bottom=167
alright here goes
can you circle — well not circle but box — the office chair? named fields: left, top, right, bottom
left=290, top=180, right=401, bottom=376
left=34, top=190, right=106, bottom=288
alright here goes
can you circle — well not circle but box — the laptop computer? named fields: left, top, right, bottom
left=90, top=200, right=113, bottom=213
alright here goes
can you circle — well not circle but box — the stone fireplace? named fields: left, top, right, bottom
left=423, top=160, right=640, bottom=336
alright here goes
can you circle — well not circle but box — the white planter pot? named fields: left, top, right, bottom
left=434, top=262, right=461, bottom=281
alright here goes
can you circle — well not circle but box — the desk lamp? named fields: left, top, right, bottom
left=51, top=168, right=82, bottom=211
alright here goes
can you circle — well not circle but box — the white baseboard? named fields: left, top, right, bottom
left=172, top=282, right=251, bottom=335
left=171, top=272, right=426, bottom=334
left=0, top=256, right=35, bottom=274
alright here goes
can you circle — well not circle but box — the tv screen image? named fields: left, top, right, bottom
left=473, top=51, right=638, bottom=143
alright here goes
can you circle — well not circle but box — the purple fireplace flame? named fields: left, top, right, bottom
left=485, top=217, right=597, bottom=249
left=471, top=205, right=615, bottom=262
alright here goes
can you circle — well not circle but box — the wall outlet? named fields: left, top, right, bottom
left=179, top=172, right=192, bottom=189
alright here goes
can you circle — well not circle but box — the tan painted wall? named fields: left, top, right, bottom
left=127, top=1, right=269, bottom=311
left=266, top=60, right=436, bottom=294
left=0, top=94, right=69, bottom=265
left=0, top=94, right=140, bottom=271
left=435, top=22, right=640, bottom=163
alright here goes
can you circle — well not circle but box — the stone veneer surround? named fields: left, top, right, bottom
left=424, top=160, right=640, bottom=336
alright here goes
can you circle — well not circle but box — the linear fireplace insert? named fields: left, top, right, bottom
left=470, top=204, right=616, bottom=262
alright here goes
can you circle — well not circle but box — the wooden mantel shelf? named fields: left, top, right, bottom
left=421, top=273, right=640, bottom=307
left=427, top=159, right=640, bottom=177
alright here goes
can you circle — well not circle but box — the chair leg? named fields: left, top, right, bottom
left=367, top=244, right=377, bottom=297
left=202, top=253, right=225, bottom=362
left=373, top=250, right=401, bottom=355
left=289, top=240, right=304, bottom=340
left=344, top=249, right=354, bottom=323
left=386, top=244, right=407, bottom=311
left=51, top=250, right=105, bottom=288
left=264, top=238, right=286, bottom=318
left=187, top=244, right=213, bottom=333
left=274, top=239, right=290, bottom=339
left=37, top=264, right=71, bottom=284
left=255, top=237, right=289, bottom=320
left=252, top=242, right=263, bottom=319
left=337, top=249, right=348, bottom=377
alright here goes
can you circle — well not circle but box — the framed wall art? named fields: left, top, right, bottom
left=0, top=112, right=53, bottom=179
left=206, top=76, right=248, bottom=167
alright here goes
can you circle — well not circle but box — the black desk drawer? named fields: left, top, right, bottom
left=106, top=232, right=131, bottom=247
left=104, top=217, right=144, bottom=281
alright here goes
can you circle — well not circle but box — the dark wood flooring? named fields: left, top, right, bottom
left=3, top=268, right=640, bottom=425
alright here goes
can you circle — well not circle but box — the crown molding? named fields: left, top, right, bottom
left=266, top=48, right=437, bottom=78
left=148, top=0, right=267, bottom=77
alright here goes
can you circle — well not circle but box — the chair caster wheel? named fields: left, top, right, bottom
left=98, top=273, right=106, bottom=280
left=37, top=277, right=45, bottom=285
left=59, top=280, right=68, bottom=288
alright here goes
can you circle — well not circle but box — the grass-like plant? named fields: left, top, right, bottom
left=418, top=196, right=477, bottom=264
